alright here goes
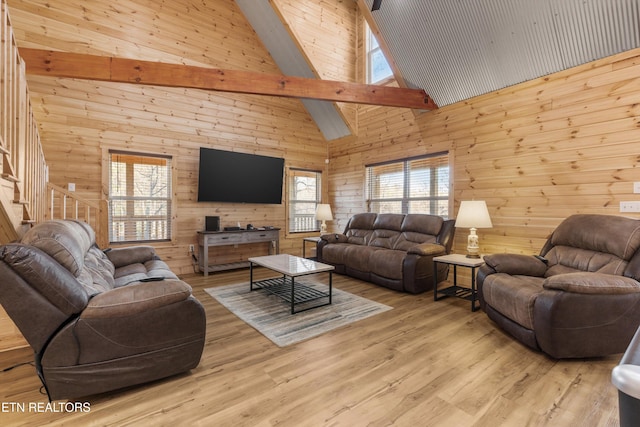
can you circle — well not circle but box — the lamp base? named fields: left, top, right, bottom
left=466, top=227, right=480, bottom=259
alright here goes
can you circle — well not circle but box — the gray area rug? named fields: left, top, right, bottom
left=205, top=281, right=392, bottom=347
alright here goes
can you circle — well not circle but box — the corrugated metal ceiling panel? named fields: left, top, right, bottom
left=367, top=0, right=640, bottom=106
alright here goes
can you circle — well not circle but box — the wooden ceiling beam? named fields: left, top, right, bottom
left=19, top=48, right=438, bottom=110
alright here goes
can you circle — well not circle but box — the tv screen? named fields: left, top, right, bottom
left=197, top=147, right=285, bottom=204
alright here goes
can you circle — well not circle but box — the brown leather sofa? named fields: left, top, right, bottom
left=0, top=220, right=206, bottom=400
left=317, top=213, right=455, bottom=294
left=477, top=214, right=640, bottom=358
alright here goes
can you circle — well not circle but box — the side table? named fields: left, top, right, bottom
left=433, top=253, right=485, bottom=312
left=302, top=236, right=321, bottom=259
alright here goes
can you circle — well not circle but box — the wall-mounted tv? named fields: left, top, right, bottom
left=197, top=147, right=285, bottom=204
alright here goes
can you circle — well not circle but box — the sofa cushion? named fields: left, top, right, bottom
left=393, top=214, right=443, bottom=250
left=80, top=246, right=116, bottom=295
left=347, top=213, right=378, bottom=229
left=0, top=244, right=89, bottom=315
left=401, top=214, right=444, bottom=236
left=321, top=243, right=351, bottom=266
left=482, top=273, right=545, bottom=330
left=343, top=245, right=382, bottom=273
left=114, top=266, right=154, bottom=287
left=21, top=220, right=93, bottom=277
left=82, top=279, right=192, bottom=319
left=370, top=249, right=406, bottom=280
left=545, top=246, right=628, bottom=277
left=394, top=232, right=438, bottom=251
left=21, top=220, right=118, bottom=296
left=373, top=214, right=404, bottom=231
left=346, top=229, right=374, bottom=245
left=345, top=213, right=377, bottom=245
left=549, top=214, right=640, bottom=261
left=145, top=259, right=179, bottom=280
left=369, top=229, right=401, bottom=249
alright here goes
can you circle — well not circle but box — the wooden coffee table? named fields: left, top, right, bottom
left=249, top=254, right=335, bottom=314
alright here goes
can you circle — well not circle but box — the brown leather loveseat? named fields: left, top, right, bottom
left=478, top=214, right=640, bottom=359
left=0, top=220, right=206, bottom=400
left=317, top=213, right=455, bottom=294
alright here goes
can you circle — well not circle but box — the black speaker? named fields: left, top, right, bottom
left=205, top=216, right=220, bottom=232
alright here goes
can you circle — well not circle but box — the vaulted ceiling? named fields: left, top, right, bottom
left=8, top=0, right=640, bottom=142
left=234, top=0, right=640, bottom=139
left=362, top=0, right=640, bottom=106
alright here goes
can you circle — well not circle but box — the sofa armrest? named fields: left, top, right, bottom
left=483, top=253, right=548, bottom=276
left=543, top=272, right=640, bottom=294
left=320, top=233, right=348, bottom=244
left=436, top=219, right=456, bottom=254
left=106, top=246, right=158, bottom=267
left=81, top=279, right=193, bottom=318
left=408, top=243, right=446, bottom=256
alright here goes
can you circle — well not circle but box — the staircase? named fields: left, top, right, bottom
left=0, top=0, right=110, bottom=351
left=0, top=0, right=45, bottom=243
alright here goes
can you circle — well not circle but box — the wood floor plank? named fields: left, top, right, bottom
left=0, top=269, right=621, bottom=426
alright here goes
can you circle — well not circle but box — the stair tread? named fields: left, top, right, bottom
left=1, top=173, right=19, bottom=183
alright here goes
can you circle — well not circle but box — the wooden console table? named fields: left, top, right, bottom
left=197, top=228, right=280, bottom=275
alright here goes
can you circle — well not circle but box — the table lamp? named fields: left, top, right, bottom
left=315, top=204, right=333, bottom=234
left=455, top=200, right=492, bottom=258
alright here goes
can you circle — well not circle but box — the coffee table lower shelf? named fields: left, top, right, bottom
left=251, top=276, right=332, bottom=314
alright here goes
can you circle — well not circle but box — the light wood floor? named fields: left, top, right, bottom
left=0, top=269, right=621, bottom=426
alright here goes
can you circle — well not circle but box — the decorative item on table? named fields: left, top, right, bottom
left=455, top=200, right=493, bottom=258
left=315, top=204, right=333, bottom=235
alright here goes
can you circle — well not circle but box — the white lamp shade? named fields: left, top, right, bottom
left=315, top=204, right=333, bottom=221
left=455, top=200, right=492, bottom=229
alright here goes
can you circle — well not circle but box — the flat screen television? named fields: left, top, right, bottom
left=197, top=147, right=285, bottom=204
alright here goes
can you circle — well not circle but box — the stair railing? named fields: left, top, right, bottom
left=46, top=183, right=109, bottom=248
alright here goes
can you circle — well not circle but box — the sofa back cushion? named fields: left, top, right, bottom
left=22, top=220, right=93, bottom=276
left=21, top=220, right=115, bottom=295
left=345, top=213, right=378, bottom=245
left=368, top=214, right=403, bottom=249
left=543, top=214, right=640, bottom=277
left=393, top=214, right=443, bottom=250
left=344, top=213, right=446, bottom=250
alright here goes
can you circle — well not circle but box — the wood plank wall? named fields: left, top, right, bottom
left=329, top=47, right=640, bottom=257
left=7, top=0, right=356, bottom=275
left=7, top=0, right=640, bottom=269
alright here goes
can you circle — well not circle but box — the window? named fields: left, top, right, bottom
left=367, top=25, right=393, bottom=83
left=108, top=151, right=173, bottom=243
left=288, top=168, right=322, bottom=233
left=366, top=153, right=450, bottom=217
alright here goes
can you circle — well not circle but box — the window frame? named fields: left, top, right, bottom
left=287, top=167, right=323, bottom=234
left=106, top=149, right=176, bottom=244
left=366, top=24, right=394, bottom=84
left=365, top=152, right=450, bottom=217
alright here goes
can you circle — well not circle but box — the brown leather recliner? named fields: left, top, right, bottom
left=477, top=214, right=640, bottom=359
left=0, top=220, right=206, bottom=400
